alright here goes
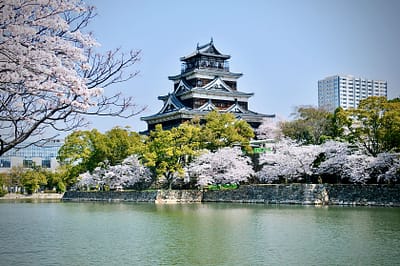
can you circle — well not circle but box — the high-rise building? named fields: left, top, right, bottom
left=141, top=39, right=274, bottom=131
left=318, top=75, right=387, bottom=112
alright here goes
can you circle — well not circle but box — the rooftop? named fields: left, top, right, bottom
left=180, top=38, right=231, bottom=61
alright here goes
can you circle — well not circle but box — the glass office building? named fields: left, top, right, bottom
left=0, top=139, right=63, bottom=172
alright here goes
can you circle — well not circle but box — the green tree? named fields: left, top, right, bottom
left=347, top=96, right=400, bottom=156
left=382, top=98, right=400, bottom=152
left=142, top=123, right=201, bottom=189
left=5, top=166, right=24, bottom=190
left=0, top=173, right=7, bottom=196
left=103, top=127, right=145, bottom=165
left=58, top=130, right=103, bottom=179
left=281, top=119, right=312, bottom=144
left=281, top=107, right=331, bottom=144
left=58, top=127, right=144, bottom=185
left=21, top=168, right=47, bottom=194
left=45, top=168, right=71, bottom=193
left=326, top=107, right=353, bottom=141
left=201, top=111, right=254, bottom=152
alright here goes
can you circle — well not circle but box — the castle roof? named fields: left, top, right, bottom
left=180, top=38, right=230, bottom=61
left=156, top=93, right=186, bottom=114
left=165, top=76, right=254, bottom=100
left=168, top=69, right=242, bottom=81
left=141, top=104, right=272, bottom=122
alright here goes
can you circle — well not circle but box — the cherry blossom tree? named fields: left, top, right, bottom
left=256, top=139, right=321, bottom=183
left=369, top=153, right=400, bottom=183
left=185, top=147, right=254, bottom=187
left=77, top=171, right=98, bottom=190
left=379, top=157, right=400, bottom=183
left=313, top=141, right=399, bottom=184
left=77, top=163, right=107, bottom=190
left=255, top=116, right=283, bottom=140
left=77, top=155, right=152, bottom=190
left=312, top=140, right=351, bottom=183
left=0, top=0, right=143, bottom=156
left=255, top=138, right=399, bottom=184
left=340, top=154, right=375, bottom=184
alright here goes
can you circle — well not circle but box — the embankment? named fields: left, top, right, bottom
left=1, top=193, right=64, bottom=200
left=62, top=184, right=400, bottom=206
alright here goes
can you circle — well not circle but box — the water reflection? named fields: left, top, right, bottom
left=0, top=202, right=399, bottom=266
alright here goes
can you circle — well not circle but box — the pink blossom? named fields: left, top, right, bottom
left=186, top=147, right=254, bottom=187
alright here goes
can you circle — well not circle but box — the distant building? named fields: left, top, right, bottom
left=141, top=39, right=274, bottom=131
left=0, top=140, right=63, bottom=173
left=318, top=75, right=387, bottom=112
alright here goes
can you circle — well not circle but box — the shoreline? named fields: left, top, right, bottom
left=0, top=193, right=64, bottom=200
left=2, top=184, right=399, bottom=207
left=61, top=184, right=400, bottom=207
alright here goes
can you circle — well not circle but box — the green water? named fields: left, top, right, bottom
left=0, top=202, right=399, bottom=266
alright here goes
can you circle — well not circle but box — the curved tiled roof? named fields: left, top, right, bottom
left=180, top=39, right=230, bottom=61
left=157, top=93, right=187, bottom=114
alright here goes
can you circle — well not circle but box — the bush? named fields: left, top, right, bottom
left=206, top=184, right=239, bottom=190
left=0, top=187, right=7, bottom=197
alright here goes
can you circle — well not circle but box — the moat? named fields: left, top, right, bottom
left=0, top=201, right=399, bottom=265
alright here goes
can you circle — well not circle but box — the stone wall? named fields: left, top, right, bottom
left=62, top=190, right=158, bottom=202
left=326, top=184, right=400, bottom=206
left=62, top=190, right=203, bottom=203
left=203, top=184, right=400, bottom=206
left=62, top=184, right=400, bottom=206
left=156, top=190, right=203, bottom=204
left=0, top=193, right=64, bottom=200
left=202, top=184, right=330, bottom=205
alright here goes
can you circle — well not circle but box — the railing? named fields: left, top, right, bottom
left=181, top=61, right=230, bottom=73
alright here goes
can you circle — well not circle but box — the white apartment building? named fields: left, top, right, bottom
left=318, top=75, right=387, bottom=112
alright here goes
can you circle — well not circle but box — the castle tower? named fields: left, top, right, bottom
left=141, top=39, right=274, bottom=131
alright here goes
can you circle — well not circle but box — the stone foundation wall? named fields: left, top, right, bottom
left=0, top=193, right=64, bottom=200
left=203, top=184, right=400, bottom=206
left=62, top=190, right=158, bottom=202
left=156, top=190, right=203, bottom=204
left=62, top=184, right=400, bottom=206
left=326, top=184, right=400, bottom=206
left=62, top=190, right=203, bottom=203
left=202, top=184, right=330, bottom=205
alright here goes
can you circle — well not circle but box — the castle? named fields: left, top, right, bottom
left=141, top=39, right=274, bottom=131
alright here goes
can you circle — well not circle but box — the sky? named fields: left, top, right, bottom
left=85, top=0, right=400, bottom=132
